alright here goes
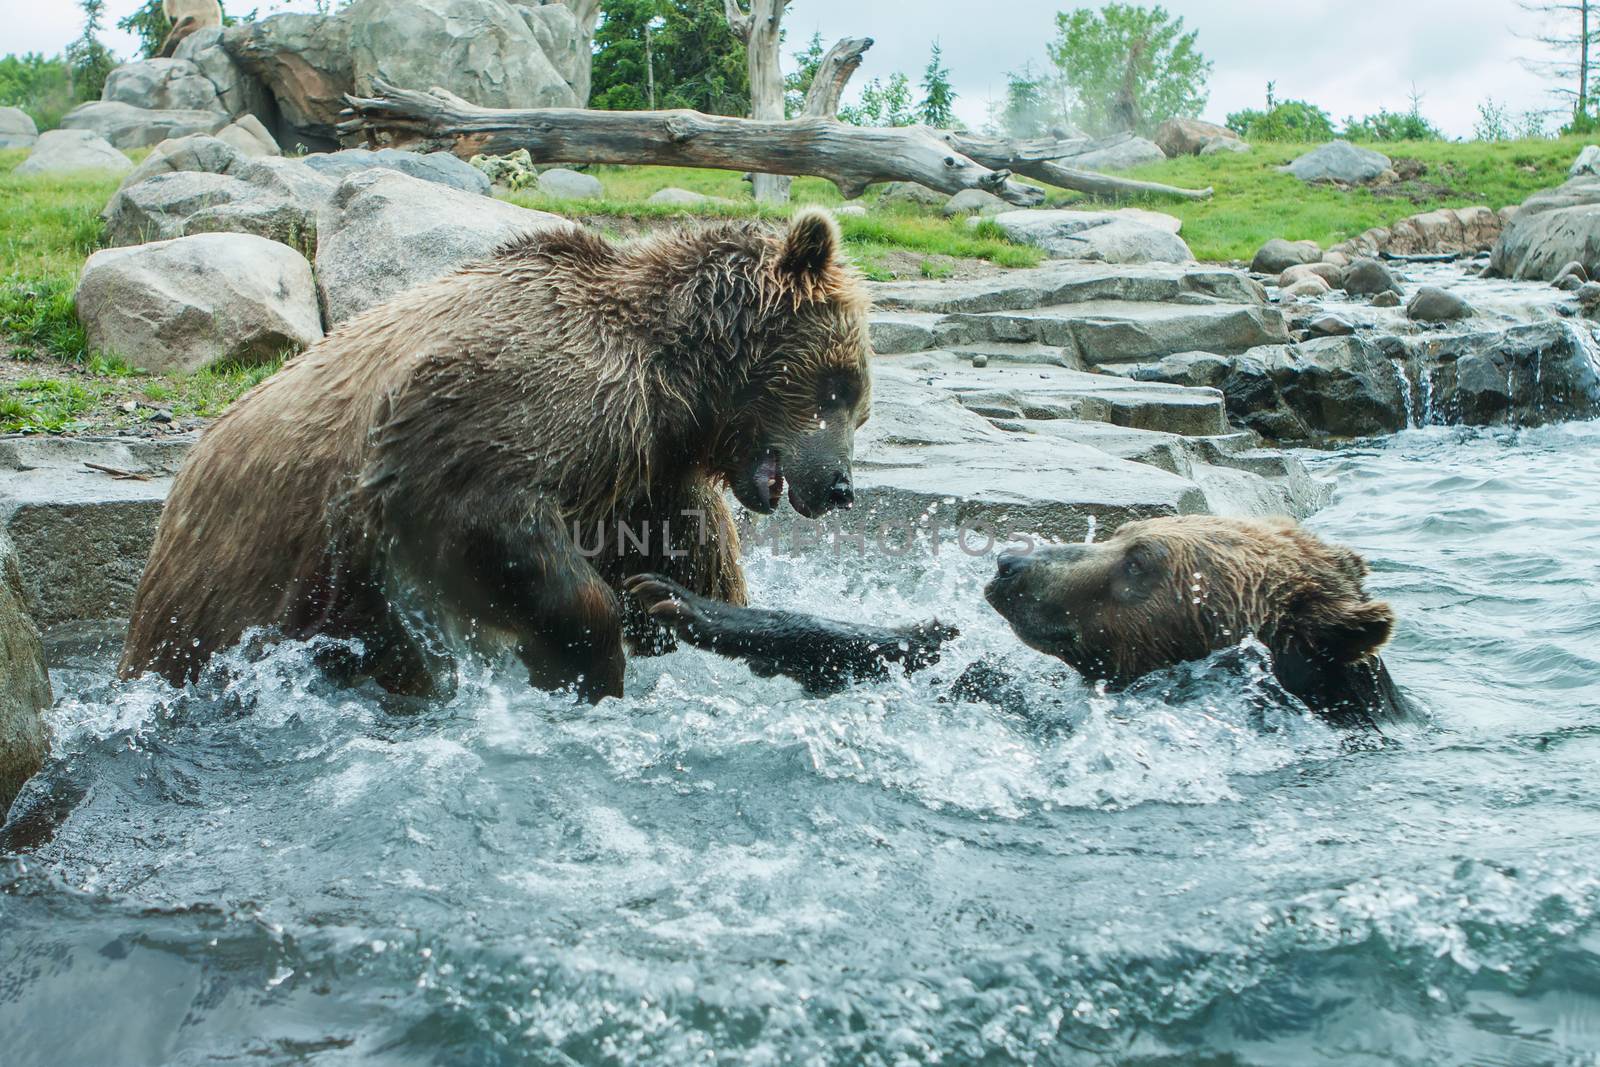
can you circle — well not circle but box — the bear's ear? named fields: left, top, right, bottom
left=1318, top=598, right=1395, bottom=663
left=777, top=208, right=842, bottom=281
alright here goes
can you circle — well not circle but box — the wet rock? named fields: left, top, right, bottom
left=101, top=58, right=222, bottom=112
left=0, top=438, right=186, bottom=630
left=1408, top=320, right=1600, bottom=426
left=1069, top=136, right=1166, bottom=171
left=1306, top=314, right=1355, bottom=337
left=0, top=528, right=50, bottom=819
left=76, top=232, right=324, bottom=373
left=1343, top=257, right=1404, bottom=297
left=1153, top=117, right=1240, bottom=157
left=1282, top=276, right=1331, bottom=299
left=0, top=105, right=40, bottom=149
left=943, top=188, right=1009, bottom=216
left=1279, top=262, right=1344, bottom=288
left=1252, top=238, right=1322, bottom=274
left=15, top=129, right=131, bottom=177
left=1489, top=176, right=1600, bottom=281
left=871, top=260, right=1266, bottom=314
left=1280, top=140, right=1392, bottom=184
left=59, top=100, right=228, bottom=149
left=982, top=209, right=1192, bottom=264
left=304, top=147, right=491, bottom=195
left=1552, top=261, right=1588, bottom=288
left=1371, top=290, right=1401, bottom=308
left=1577, top=281, right=1600, bottom=310
left=1405, top=286, right=1473, bottom=321
left=314, top=169, right=563, bottom=325
left=1330, top=205, right=1504, bottom=259
left=536, top=167, right=604, bottom=199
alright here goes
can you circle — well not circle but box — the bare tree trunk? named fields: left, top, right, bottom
left=944, top=131, right=1214, bottom=201
left=339, top=80, right=1048, bottom=204
left=1584, top=0, right=1592, bottom=114
left=802, top=36, right=873, bottom=118
left=724, top=0, right=792, bottom=203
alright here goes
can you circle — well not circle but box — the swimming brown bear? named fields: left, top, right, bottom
left=625, top=516, right=1407, bottom=726
left=118, top=211, right=871, bottom=701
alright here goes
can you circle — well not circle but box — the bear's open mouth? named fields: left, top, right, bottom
left=756, top=450, right=785, bottom=510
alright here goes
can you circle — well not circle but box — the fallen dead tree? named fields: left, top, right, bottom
left=946, top=131, right=1214, bottom=202
left=339, top=80, right=1213, bottom=205
left=340, top=80, right=1045, bottom=205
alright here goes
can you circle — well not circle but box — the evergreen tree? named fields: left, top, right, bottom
left=590, top=0, right=749, bottom=116
left=917, top=39, right=957, bottom=128
left=66, top=0, right=116, bottom=101
left=784, top=31, right=826, bottom=118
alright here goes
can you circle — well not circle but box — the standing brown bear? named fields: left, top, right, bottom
left=119, top=210, right=872, bottom=701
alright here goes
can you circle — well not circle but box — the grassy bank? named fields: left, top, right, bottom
left=0, top=134, right=1579, bottom=432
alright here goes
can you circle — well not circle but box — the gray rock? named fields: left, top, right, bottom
left=1306, top=313, right=1355, bottom=337
left=1371, top=290, right=1401, bottom=308
left=1153, top=117, right=1239, bottom=157
left=1200, top=137, right=1250, bottom=155
left=1570, top=144, right=1600, bottom=177
left=59, top=100, right=229, bottom=149
left=0, top=528, right=50, bottom=819
left=14, top=129, right=131, bottom=176
left=876, top=181, right=948, bottom=208
left=314, top=169, right=563, bottom=325
left=0, top=106, right=39, bottom=149
left=1069, top=136, right=1166, bottom=171
left=1282, top=276, right=1331, bottom=298
left=536, top=166, right=604, bottom=199
left=518, top=0, right=588, bottom=102
left=1279, top=262, right=1345, bottom=288
left=1252, top=238, right=1322, bottom=274
left=1342, top=257, right=1404, bottom=297
left=214, top=115, right=280, bottom=157
left=347, top=0, right=578, bottom=111
left=1553, top=260, right=1588, bottom=285
left=942, top=188, right=1009, bottom=216
left=835, top=204, right=868, bottom=217
left=304, top=147, right=492, bottom=195
left=76, top=233, right=323, bottom=373
left=0, top=437, right=184, bottom=630
left=982, top=209, right=1193, bottom=264
left=1280, top=140, right=1392, bottom=184
left=1405, top=286, right=1473, bottom=321
left=174, top=27, right=264, bottom=119
left=645, top=187, right=733, bottom=207
left=101, top=58, right=222, bottom=112
left=222, top=12, right=353, bottom=149
left=1490, top=177, right=1600, bottom=281
left=104, top=141, right=336, bottom=252
left=1404, top=320, right=1600, bottom=426
left=943, top=298, right=1287, bottom=365
left=1577, top=281, right=1600, bottom=308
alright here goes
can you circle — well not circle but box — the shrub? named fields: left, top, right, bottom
left=1226, top=99, right=1335, bottom=143
left=1344, top=108, right=1443, bottom=142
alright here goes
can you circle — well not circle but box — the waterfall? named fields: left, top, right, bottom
left=1390, top=359, right=1417, bottom=429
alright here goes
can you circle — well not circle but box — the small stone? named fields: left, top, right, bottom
left=1307, top=314, right=1355, bottom=337
left=1343, top=257, right=1404, bottom=297
left=147, top=409, right=173, bottom=424
left=1252, top=237, right=1322, bottom=274
left=970, top=353, right=989, bottom=368
left=1283, top=276, right=1331, bottom=298
left=1555, top=273, right=1584, bottom=291
left=1371, top=290, right=1401, bottom=308
left=1576, top=281, right=1600, bottom=307
left=535, top=167, right=604, bottom=199
left=836, top=204, right=867, bottom=217
left=1552, top=260, right=1589, bottom=288
left=1405, top=285, right=1473, bottom=321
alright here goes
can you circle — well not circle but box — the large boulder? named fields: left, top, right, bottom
left=223, top=11, right=354, bottom=150
left=1069, top=136, right=1167, bottom=171
left=1570, top=145, right=1600, bottom=178
left=1405, top=286, right=1473, bottom=322
left=75, top=233, right=324, bottom=373
left=14, top=129, right=131, bottom=176
left=535, top=166, right=604, bottom=199
left=0, top=106, right=39, bottom=149
left=214, top=115, right=281, bottom=157
left=979, top=209, right=1193, bottom=264
left=1251, top=238, right=1321, bottom=274
left=943, top=188, right=1009, bottom=216
left=1489, top=176, right=1600, bottom=281
left=101, top=58, right=223, bottom=112
left=59, top=100, right=229, bottom=149
left=1280, top=141, right=1392, bottom=185
left=175, top=27, right=267, bottom=120
left=303, top=147, right=491, bottom=195
left=103, top=137, right=336, bottom=252
left=1153, top=117, right=1240, bottom=157
left=0, top=529, right=50, bottom=820
left=1342, top=257, right=1404, bottom=297
left=1330, top=205, right=1505, bottom=260
left=314, top=168, right=563, bottom=325
left=346, top=0, right=578, bottom=109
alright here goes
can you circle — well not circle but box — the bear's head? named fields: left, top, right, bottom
left=659, top=209, right=871, bottom=519
left=984, top=516, right=1395, bottom=689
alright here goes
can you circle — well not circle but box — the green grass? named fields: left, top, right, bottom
left=1093, top=135, right=1588, bottom=262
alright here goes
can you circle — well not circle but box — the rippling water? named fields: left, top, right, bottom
left=4, top=424, right=1600, bottom=1066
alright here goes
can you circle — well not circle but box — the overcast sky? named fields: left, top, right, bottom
left=5, top=0, right=1566, bottom=137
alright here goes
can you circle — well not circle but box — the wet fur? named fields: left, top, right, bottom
left=119, top=212, right=870, bottom=698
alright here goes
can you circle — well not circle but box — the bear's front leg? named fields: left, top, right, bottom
left=623, top=574, right=957, bottom=693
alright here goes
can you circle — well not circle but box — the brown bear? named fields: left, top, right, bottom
left=118, top=210, right=872, bottom=701
left=625, top=516, right=1406, bottom=726
left=158, top=0, right=223, bottom=58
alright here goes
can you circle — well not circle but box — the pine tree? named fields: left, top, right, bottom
left=917, top=39, right=957, bottom=128
left=66, top=0, right=117, bottom=100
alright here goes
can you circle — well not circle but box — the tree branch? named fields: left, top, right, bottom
left=722, top=0, right=752, bottom=40
left=943, top=131, right=1213, bottom=201
left=339, top=79, right=1048, bottom=205
left=801, top=36, right=873, bottom=118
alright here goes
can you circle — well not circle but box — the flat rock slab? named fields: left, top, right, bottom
left=0, top=437, right=188, bottom=628
left=982, top=209, right=1194, bottom=264
left=60, top=100, right=229, bottom=149
left=939, top=299, right=1289, bottom=364
left=870, top=261, right=1266, bottom=314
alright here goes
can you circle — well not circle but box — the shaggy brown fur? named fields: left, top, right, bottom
left=986, top=515, right=1401, bottom=722
left=158, top=0, right=223, bottom=58
left=119, top=210, right=871, bottom=700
